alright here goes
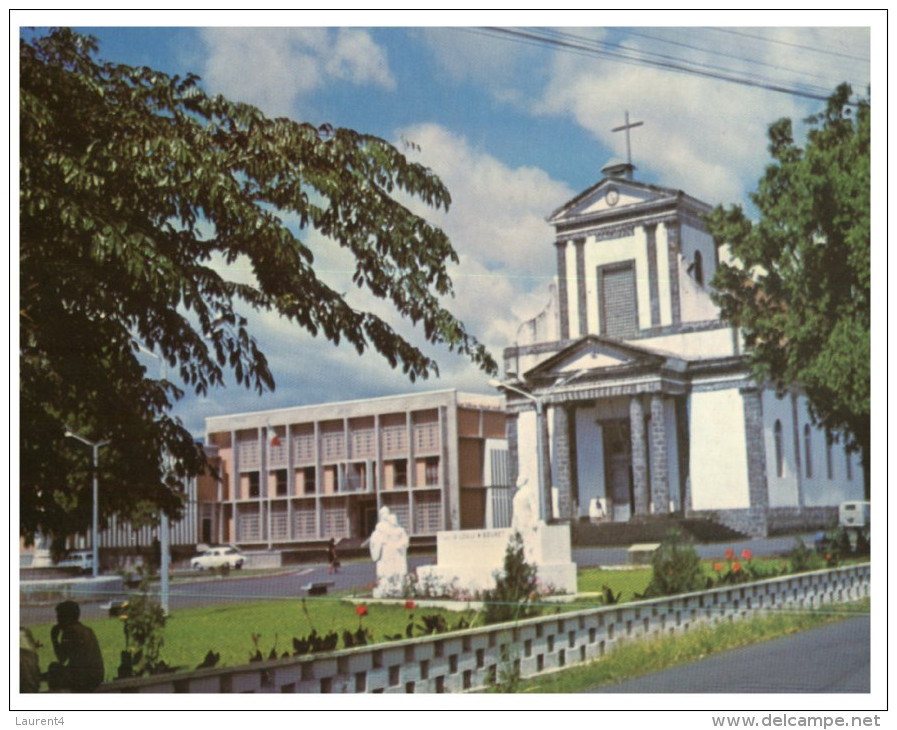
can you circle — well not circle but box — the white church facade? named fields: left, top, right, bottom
left=500, top=161, right=864, bottom=537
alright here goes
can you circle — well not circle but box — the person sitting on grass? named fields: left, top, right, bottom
left=47, top=600, right=104, bottom=692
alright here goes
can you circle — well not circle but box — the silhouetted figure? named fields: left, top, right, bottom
left=327, top=538, right=340, bottom=574
left=47, top=601, right=104, bottom=692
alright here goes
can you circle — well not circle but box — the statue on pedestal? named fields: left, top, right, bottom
left=369, top=506, right=409, bottom=597
left=511, top=476, right=542, bottom=561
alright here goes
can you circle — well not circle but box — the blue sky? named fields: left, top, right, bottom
left=16, top=12, right=876, bottom=438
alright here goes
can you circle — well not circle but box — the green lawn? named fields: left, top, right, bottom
left=574, top=567, right=652, bottom=602
left=27, top=597, right=476, bottom=681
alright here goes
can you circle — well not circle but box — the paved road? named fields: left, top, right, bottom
left=19, top=556, right=435, bottom=625
left=588, top=615, right=870, bottom=693
left=19, top=533, right=824, bottom=626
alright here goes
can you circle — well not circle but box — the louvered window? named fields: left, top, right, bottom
left=599, top=261, right=638, bottom=337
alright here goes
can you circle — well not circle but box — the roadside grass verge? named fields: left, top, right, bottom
left=500, top=598, right=870, bottom=693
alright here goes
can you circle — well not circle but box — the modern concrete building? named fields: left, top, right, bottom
left=500, top=161, right=864, bottom=537
left=203, top=390, right=509, bottom=548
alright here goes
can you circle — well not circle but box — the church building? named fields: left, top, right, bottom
left=499, top=157, right=864, bottom=537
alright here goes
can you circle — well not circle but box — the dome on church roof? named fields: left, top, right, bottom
left=601, top=158, right=636, bottom=180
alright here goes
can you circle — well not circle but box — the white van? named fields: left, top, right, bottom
left=838, top=501, right=870, bottom=529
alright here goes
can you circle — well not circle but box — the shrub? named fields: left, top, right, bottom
left=642, top=529, right=705, bottom=598
left=116, top=565, right=169, bottom=677
left=789, top=537, right=825, bottom=573
left=482, top=531, right=539, bottom=624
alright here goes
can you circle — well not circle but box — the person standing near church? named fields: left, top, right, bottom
left=47, top=600, right=104, bottom=692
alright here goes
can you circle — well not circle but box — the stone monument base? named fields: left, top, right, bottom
left=416, top=524, right=577, bottom=595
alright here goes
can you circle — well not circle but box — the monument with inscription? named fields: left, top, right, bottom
left=416, top=477, right=577, bottom=595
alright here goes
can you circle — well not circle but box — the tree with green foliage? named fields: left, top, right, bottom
left=706, top=84, right=870, bottom=497
left=19, top=29, right=496, bottom=545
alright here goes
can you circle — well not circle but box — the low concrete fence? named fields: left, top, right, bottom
left=99, top=563, right=869, bottom=694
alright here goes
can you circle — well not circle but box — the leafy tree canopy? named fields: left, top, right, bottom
left=706, top=83, right=870, bottom=493
left=20, top=29, right=496, bottom=544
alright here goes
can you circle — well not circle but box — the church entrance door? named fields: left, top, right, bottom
left=603, top=420, right=633, bottom=522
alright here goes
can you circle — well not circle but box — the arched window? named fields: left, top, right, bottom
left=774, top=420, right=784, bottom=478
left=825, top=431, right=834, bottom=480
left=803, top=424, right=813, bottom=478
left=693, top=251, right=704, bottom=287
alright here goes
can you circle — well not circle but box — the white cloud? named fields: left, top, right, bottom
left=198, top=28, right=395, bottom=116
left=393, top=123, right=574, bottom=348
left=534, top=50, right=810, bottom=205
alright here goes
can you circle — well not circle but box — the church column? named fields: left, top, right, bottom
left=741, top=385, right=770, bottom=537
left=666, top=220, right=682, bottom=325
left=555, top=241, right=570, bottom=340
left=506, top=413, right=520, bottom=493
left=551, top=404, right=574, bottom=521
left=649, top=393, right=670, bottom=514
left=674, top=395, right=690, bottom=514
left=629, top=395, right=650, bottom=517
left=645, top=224, right=661, bottom=327
left=539, top=405, right=552, bottom=523
left=574, top=237, right=588, bottom=337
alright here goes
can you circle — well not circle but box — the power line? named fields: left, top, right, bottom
left=711, top=27, right=870, bottom=63
left=477, top=27, right=865, bottom=104
left=538, top=27, right=840, bottom=98
left=620, top=28, right=864, bottom=92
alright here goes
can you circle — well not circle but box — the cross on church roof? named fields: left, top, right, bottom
left=612, top=111, right=644, bottom=168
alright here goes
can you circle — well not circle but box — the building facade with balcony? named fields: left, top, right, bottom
left=204, top=390, right=509, bottom=548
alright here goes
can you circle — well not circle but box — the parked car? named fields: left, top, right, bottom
left=55, top=550, right=94, bottom=573
left=190, top=546, right=245, bottom=571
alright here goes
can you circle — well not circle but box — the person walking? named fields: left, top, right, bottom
left=327, top=538, right=340, bottom=574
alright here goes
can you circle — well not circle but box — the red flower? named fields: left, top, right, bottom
left=732, top=562, right=741, bottom=573
left=404, top=600, right=416, bottom=610
left=725, top=548, right=735, bottom=560
left=741, top=549, right=753, bottom=561
left=713, top=563, right=723, bottom=572
left=356, top=605, right=368, bottom=616
left=825, top=553, right=832, bottom=562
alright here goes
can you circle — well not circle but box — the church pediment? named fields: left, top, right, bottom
left=524, top=335, right=666, bottom=380
left=548, top=179, right=679, bottom=226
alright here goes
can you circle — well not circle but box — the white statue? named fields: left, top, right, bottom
left=511, top=476, right=542, bottom=562
left=369, top=506, right=409, bottom=597
left=511, top=476, right=540, bottom=534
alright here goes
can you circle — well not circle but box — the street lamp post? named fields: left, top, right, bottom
left=64, top=430, right=109, bottom=579
left=138, top=344, right=171, bottom=614
left=489, top=379, right=552, bottom=523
